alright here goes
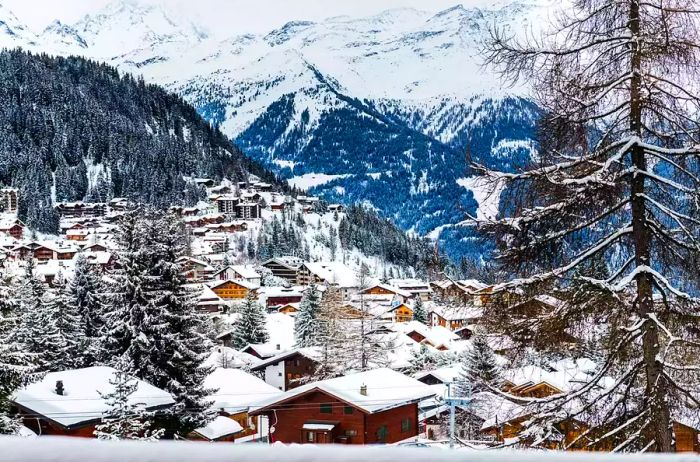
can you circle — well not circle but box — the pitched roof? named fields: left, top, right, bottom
left=361, top=283, right=412, bottom=298
left=209, top=279, right=258, bottom=291
left=414, top=365, right=462, bottom=384
left=192, top=416, right=243, bottom=441
left=13, top=367, right=174, bottom=428
left=302, top=262, right=358, bottom=288
left=204, top=368, right=282, bottom=414
left=249, top=347, right=322, bottom=372
left=251, top=368, right=435, bottom=415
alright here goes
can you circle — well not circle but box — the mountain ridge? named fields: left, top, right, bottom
left=0, top=0, right=547, bottom=261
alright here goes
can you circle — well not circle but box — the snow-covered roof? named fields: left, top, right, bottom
left=302, top=262, right=358, bottom=288
left=204, top=368, right=282, bottom=414
left=394, top=321, right=459, bottom=348
left=430, top=303, right=483, bottom=321
left=193, top=416, right=243, bottom=440
left=209, top=279, right=258, bottom=291
left=457, top=279, right=489, bottom=291
left=361, top=283, right=412, bottom=298
left=230, top=265, right=261, bottom=280
left=262, top=256, right=303, bottom=269
left=503, top=358, right=597, bottom=393
left=250, top=347, right=322, bottom=372
left=13, top=367, right=174, bottom=428
left=256, top=286, right=304, bottom=298
left=475, top=392, right=526, bottom=429
left=203, top=347, right=260, bottom=370
left=252, top=368, right=436, bottom=414
left=389, top=279, right=432, bottom=293
left=414, top=365, right=462, bottom=384
left=80, top=251, right=113, bottom=265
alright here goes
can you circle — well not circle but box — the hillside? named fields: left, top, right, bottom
left=0, top=0, right=547, bottom=261
left=0, top=50, right=278, bottom=231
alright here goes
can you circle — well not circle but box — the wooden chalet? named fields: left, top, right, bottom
left=430, top=279, right=488, bottom=305
left=250, top=348, right=321, bottom=391
left=12, top=367, right=174, bottom=438
left=189, top=368, right=282, bottom=443
left=0, top=218, right=24, bottom=239
left=277, top=302, right=300, bottom=314
left=261, top=257, right=303, bottom=283
left=428, top=304, right=482, bottom=331
left=209, top=279, right=257, bottom=300
left=205, top=221, right=248, bottom=233
left=189, top=416, right=244, bottom=442
left=178, top=256, right=215, bottom=282
left=250, top=368, right=435, bottom=444
left=213, top=265, right=261, bottom=287
left=360, top=283, right=412, bottom=304
left=55, top=202, right=106, bottom=219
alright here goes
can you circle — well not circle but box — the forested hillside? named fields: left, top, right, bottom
left=0, top=50, right=279, bottom=231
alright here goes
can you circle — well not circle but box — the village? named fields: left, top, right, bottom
left=0, top=179, right=697, bottom=453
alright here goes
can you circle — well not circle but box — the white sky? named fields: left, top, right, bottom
left=4, top=0, right=477, bottom=35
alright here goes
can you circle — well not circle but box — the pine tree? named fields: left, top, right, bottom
left=0, top=292, right=36, bottom=434
left=455, top=334, right=500, bottom=397
left=66, top=254, right=105, bottom=366
left=294, top=284, right=321, bottom=347
left=42, top=291, right=89, bottom=371
left=405, top=344, right=438, bottom=376
left=102, top=211, right=214, bottom=435
left=100, top=210, right=154, bottom=363
left=94, top=364, right=164, bottom=441
left=148, top=214, right=214, bottom=434
left=412, top=297, right=427, bottom=324
left=12, top=260, right=65, bottom=373
left=232, top=291, right=269, bottom=350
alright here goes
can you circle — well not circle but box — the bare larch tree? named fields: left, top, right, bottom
left=479, top=0, right=700, bottom=452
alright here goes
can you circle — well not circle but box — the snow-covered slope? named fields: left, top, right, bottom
left=0, top=0, right=552, bottom=261
left=0, top=2, right=37, bottom=48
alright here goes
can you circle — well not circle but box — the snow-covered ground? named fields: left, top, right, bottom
left=0, top=435, right=694, bottom=461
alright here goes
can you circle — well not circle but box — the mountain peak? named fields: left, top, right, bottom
left=41, top=20, right=88, bottom=49
left=264, top=20, right=315, bottom=47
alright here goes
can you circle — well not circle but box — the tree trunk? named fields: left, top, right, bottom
left=628, top=0, right=674, bottom=451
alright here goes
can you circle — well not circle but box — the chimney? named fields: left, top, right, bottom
left=55, top=380, right=64, bottom=396
left=360, top=384, right=367, bottom=396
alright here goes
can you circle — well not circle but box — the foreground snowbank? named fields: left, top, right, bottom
left=0, top=437, right=697, bottom=462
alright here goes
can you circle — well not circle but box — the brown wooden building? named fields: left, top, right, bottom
left=210, top=279, right=257, bottom=300
left=12, top=366, right=174, bottom=439
left=250, top=368, right=435, bottom=444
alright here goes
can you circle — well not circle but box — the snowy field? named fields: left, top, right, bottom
left=2, top=437, right=698, bottom=462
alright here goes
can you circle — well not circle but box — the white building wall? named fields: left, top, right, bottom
left=265, top=362, right=286, bottom=390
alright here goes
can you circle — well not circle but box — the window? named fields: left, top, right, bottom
left=345, top=429, right=357, bottom=437
left=401, top=418, right=412, bottom=433
left=343, top=406, right=354, bottom=415
left=306, top=431, right=315, bottom=443
left=376, top=425, right=388, bottom=442
left=320, top=404, right=332, bottom=414
left=278, top=372, right=282, bottom=377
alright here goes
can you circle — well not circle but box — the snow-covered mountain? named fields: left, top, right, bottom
left=0, top=2, right=37, bottom=48
left=0, top=0, right=552, bottom=262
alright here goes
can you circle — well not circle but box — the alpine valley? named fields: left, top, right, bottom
left=0, top=0, right=550, bottom=262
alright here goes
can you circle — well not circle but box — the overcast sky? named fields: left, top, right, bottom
left=4, top=0, right=478, bottom=35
